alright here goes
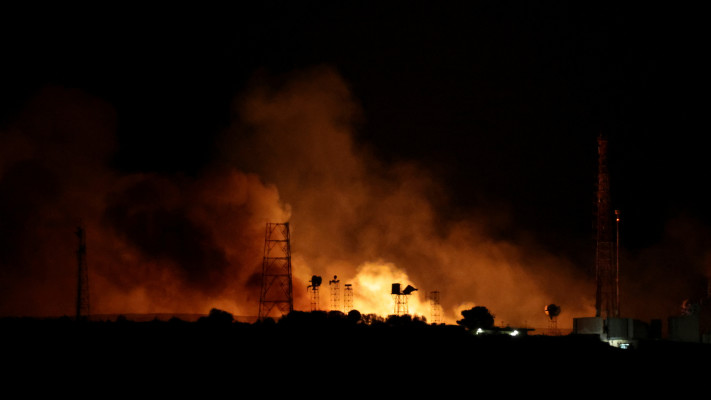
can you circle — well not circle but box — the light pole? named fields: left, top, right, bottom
left=615, top=209, right=621, bottom=317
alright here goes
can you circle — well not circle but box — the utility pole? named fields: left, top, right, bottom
left=615, top=209, right=621, bottom=318
left=76, top=225, right=90, bottom=321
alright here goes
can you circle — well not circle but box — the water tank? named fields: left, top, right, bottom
left=545, top=304, right=561, bottom=319
left=402, top=285, right=417, bottom=295
left=391, top=283, right=401, bottom=295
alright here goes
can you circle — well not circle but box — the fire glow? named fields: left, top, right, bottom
left=351, top=261, right=427, bottom=318
left=0, top=68, right=597, bottom=329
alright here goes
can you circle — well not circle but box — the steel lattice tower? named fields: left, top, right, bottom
left=75, top=226, right=90, bottom=321
left=548, top=315, right=559, bottom=335
left=344, top=284, right=353, bottom=312
left=429, top=291, right=441, bottom=324
left=391, top=283, right=417, bottom=316
left=308, top=275, right=322, bottom=311
left=595, top=134, right=618, bottom=319
left=392, top=294, right=407, bottom=316
left=258, top=223, right=294, bottom=320
left=329, top=275, right=340, bottom=312
left=308, top=286, right=320, bottom=311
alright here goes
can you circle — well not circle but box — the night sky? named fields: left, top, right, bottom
left=1, top=3, right=709, bottom=322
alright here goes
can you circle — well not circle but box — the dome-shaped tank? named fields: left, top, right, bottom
left=310, top=275, right=322, bottom=287
left=545, top=304, right=561, bottom=320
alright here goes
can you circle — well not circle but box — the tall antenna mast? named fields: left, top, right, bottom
left=258, top=222, right=294, bottom=320
left=75, top=225, right=90, bottom=321
left=595, top=133, right=618, bottom=319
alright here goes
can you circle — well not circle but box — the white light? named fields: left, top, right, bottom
left=510, top=330, right=519, bottom=336
left=476, top=328, right=483, bottom=335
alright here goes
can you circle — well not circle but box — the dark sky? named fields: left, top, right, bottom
left=2, top=3, right=709, bottom=316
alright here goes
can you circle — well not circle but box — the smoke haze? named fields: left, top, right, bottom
left=2, top=67, right=705, bottom=329
left=0, top=85, right=290, bottom=318
left=226, top=66, right=595, bottom=326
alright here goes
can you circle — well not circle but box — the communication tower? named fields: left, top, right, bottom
left=75, top=225, right=90, bottom=321
left=595, top=134, right=619, bottom=319
left=429, top=291, right=441, bottom=324
left=329, top=275, right=340, bottom=312
left=344, top=284, right=353, bottom=312
left=308, top=275, right=322, bottom=311
left=258, top=222, right=294, bottom=320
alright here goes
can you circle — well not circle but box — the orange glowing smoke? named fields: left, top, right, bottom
left=228, top=66, right=596, bottom=328
left=351, top=261, right=427, bottom=318
left=0, top=86, right=290, bottom=318
left=1, top=69, right=599, bottom=330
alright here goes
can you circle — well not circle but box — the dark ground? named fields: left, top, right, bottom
left=2, top=312, right=708, bottom=394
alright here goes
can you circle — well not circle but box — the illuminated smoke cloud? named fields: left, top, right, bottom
left=0, top=86, right=290, bottom=318
left=226, top=66, right=595, bottom=326
left=98, top=169, right=290, bottom=315
left=3, top=69, right=698, bottom=326
left=0, top=86, right=118, bottom=316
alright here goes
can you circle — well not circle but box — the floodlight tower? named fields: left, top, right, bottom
left=344, top=284, right=353, bottom=312
left=258, top=222, right=294, bottom=320
left=329, top=275, right=340, bottom=312
left=429, top=291, right=441, bottom=324
left=308, top=275, right=322, bottom=311
left=75, top=225, right=90, bottom=321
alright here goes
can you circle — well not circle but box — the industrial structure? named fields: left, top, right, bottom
left=258, top=222, right=293, bottom=320
left=344, top=283, right=353, bottom=313
left=574, top=134, right=648, bottom=348
left=307, top=275, right=322, bottom=311
left=75, top=225, right=90, bottom=321
left=668, top=278, right=711, bottom=343
left=429, top=291, right=441, bottom=324
left=545, top=304, right=560, bottom=335
left=595, top=133, right=619, bottom=319
left=329, top=275, right=340, bottom=312
left=391, top=283, right=417, bottom=316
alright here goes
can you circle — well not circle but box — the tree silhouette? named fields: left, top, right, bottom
left=347, top=309, right=362, bottom=323
left=198, top=308, right=234, bottom=324
left=456, top=306, right=495, bottom=330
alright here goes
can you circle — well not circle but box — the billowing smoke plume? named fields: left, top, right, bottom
left=4, top=67, right=701, bottom=328
left=0, top=86, right=289, bottom=318
left=226, top=66, right=595, bottom=326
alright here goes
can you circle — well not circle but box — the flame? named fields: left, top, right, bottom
left=351, top=261, right=427, bottom=319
